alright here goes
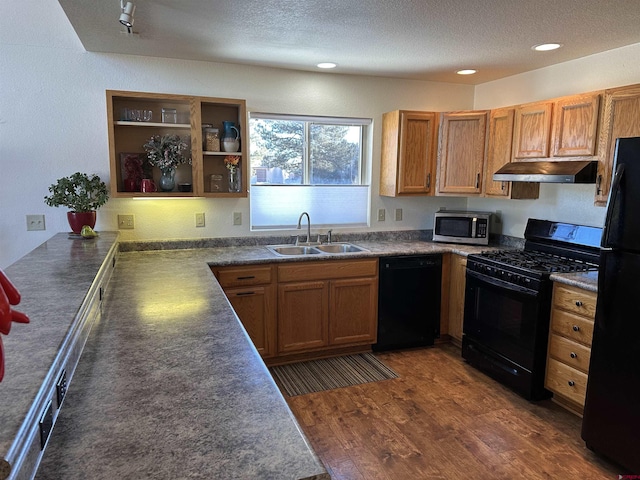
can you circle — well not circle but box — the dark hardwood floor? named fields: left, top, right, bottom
left=283, top=344, right=621, bottom=480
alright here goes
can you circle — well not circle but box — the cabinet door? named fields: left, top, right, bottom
left=380, top=111, right=437, bottom=196
left=551, top=93, right=601, bottom=157
left=595, top=85, right=640, bottom=205
left=437, top=111, right=488, bottom=195
left=448, top=254, right=467, bottom=345
left=278, top=281, right=329, bottom=354
left=329, top=277, right=378, bottom=346
left=484, top=108, right=515, bottom=197
left=226, top=285, right=276, bottom=358
left=512, top=101, right=553, bottom=159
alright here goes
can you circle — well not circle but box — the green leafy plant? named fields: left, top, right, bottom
left=44, top=172, right=109, bottom=212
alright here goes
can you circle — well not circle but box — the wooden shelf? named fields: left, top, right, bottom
left=114, top=121, right=191, bottom=128
left=107, top=90, right=248, bottom=198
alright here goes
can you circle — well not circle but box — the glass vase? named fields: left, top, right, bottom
left=228, top=169, right=240, bottom=193
left=159, top=167, right=176, bottom=192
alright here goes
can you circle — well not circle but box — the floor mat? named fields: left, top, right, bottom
left=270, top=353, right=398, bottom=396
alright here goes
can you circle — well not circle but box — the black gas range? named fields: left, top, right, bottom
left=462, top=219, right=601, bottom=400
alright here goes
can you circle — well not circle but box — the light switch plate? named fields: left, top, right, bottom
left=195, top=212, right=205, bottom=227
left=233, top=212, right=242, bottom=226
left=26, top=214, right=46, bottom=231
left=118, top=214, right=134, bottom=229
left=395, top=208, right=403, bottom=221
left=377, top=208, right=386, bottom=222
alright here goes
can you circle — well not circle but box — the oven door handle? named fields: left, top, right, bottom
left=466, top=268, right=539, bottom=298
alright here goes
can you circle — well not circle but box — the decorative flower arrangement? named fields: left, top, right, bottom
left=224, top=155, right=240, bottom=172
left=143, top=135, right=190, bottom=171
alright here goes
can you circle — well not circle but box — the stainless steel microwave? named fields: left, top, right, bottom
left=433, top=210, right=491, bottom=245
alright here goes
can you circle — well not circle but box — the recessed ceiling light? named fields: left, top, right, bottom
left=317, top=62, right=337, bottom=69
left=532, top=43, right=562, bottom=52
left=456, top=69, right=477, bottom=75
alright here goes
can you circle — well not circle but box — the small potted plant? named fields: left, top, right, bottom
left=44, top=172, right=109, bottom=234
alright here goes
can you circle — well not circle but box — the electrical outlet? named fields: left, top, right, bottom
left=26, top=214, right=46, bottom=231
left=395, top=208, right=403, bottom=221
left=378, top=208, right=386, bottom=222
left=118, top=214, right=135, bottom=229
left=233, top=212, right=242, bottom=226
left=195, top=212, right=205, bottom=227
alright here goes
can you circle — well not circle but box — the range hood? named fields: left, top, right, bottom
left=493, top=160, right=598, bottom=183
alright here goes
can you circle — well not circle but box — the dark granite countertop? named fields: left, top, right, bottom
left=550, top=270, right=598, bottom=292
left=0, top=232, right=119, bottom=476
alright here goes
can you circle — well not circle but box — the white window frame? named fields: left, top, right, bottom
left=249, top=112, right=372, bottom=231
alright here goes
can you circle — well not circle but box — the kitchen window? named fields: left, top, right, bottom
left=249, top=113, right=371, bottom=230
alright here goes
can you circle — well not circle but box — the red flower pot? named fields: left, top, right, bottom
left=67, top=211, right=96, bottom=234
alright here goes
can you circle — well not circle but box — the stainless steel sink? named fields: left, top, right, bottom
left=267, top=245, right=322, bottom=256
left=315, top=243, right=366, bottom=254
left=266, top=243, right=367, bottom=257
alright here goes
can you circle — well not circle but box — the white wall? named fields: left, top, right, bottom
left=0, top=0, right=471, bottom=268
left=471, top=43, right=640, bottom=237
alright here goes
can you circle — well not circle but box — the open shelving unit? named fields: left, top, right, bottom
left=106, top=90, right=248, bottom=198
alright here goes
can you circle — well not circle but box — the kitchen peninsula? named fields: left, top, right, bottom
left=0, top=233, right=597, bottom=479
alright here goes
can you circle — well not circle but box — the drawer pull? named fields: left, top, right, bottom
left=570, top=352, right=577, bottom=359
left=572, top=325, right=580, bottom=332
left=567, top=380, right=575, bottom=387
left=236, top=291, right=256, bottom=296
left=575, top=300, right=583, bottom=307
left=237, top=276, right=256, bottom=280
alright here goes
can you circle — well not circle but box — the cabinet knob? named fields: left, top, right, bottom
left=570, top=352, right=577, bottom=359
left=501, top=181, right=506, bottom=191
left=572, top=325, right=580, bottom=332
left=568, top=380, right=575, bottom=387
left=575, top=300, right=583, bottom=307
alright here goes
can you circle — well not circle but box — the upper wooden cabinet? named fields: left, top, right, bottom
left=436, top=111, right=488, bottom=195
left=107, top=90, right=248, bottom=198
left=484, top=108, right=539, bottom=199
left=513, top=94, right=602, bottom=162
left=512, top=101, right=553, bottom=160
left=551, top=93, right=601, bottom=157
left=380, top=110, right=438, bottom=196
left=595, top=84, right=640, bottom=205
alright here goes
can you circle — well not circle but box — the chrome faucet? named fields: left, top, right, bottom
left=297, top=212, right=311, bottom=244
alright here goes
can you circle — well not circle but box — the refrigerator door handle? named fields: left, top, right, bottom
left=602, top=163, right=625, bottom=248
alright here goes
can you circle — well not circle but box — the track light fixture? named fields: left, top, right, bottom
left=119, top=1, right=136, bottom=29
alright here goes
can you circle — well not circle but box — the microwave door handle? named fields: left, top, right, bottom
left=471, top=218, right=477, bottom=238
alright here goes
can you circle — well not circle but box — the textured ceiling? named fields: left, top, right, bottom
left=58, top=0, right=640, bottom=84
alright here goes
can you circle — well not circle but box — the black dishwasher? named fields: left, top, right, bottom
left=373, top=254, right=442, bottom=351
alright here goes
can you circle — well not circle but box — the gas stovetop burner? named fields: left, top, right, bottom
left=478, top=249, right=598, bottom=273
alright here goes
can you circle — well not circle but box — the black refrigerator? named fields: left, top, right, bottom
left=581, top=137, right=640, bottom=473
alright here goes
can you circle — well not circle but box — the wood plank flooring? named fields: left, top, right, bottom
left=283, top=344, right=621, bottom=480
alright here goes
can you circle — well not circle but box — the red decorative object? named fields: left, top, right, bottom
left=0, top=270, right=30, bottom=382
left=67, top=211, right=96, bottom=234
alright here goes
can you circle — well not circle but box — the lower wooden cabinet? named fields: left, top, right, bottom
left=278, top=280, right=329, bottom=353
left=545, top=282, right=597, bottom=415
left=212, top=264, right=277, bottom=358
left=214, top=258, right=378, bottom=362
left=277, top=259, right=378, bottom=356
left=447, top=254, right=467, bottom=346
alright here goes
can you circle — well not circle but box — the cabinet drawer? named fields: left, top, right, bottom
left=214, top=265, right=273, bottom=288
left=545, top=358, right=588, bottom=407
left=548, top=334, right=591, bottom=373
left=553, top=284, right=596, bottom=319
left=278, top=259, right=378, bottom=283
left=550, top=309, right=594, bottom=346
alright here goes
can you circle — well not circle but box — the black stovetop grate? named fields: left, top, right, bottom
left=476, top=249, right=598, bottom=273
